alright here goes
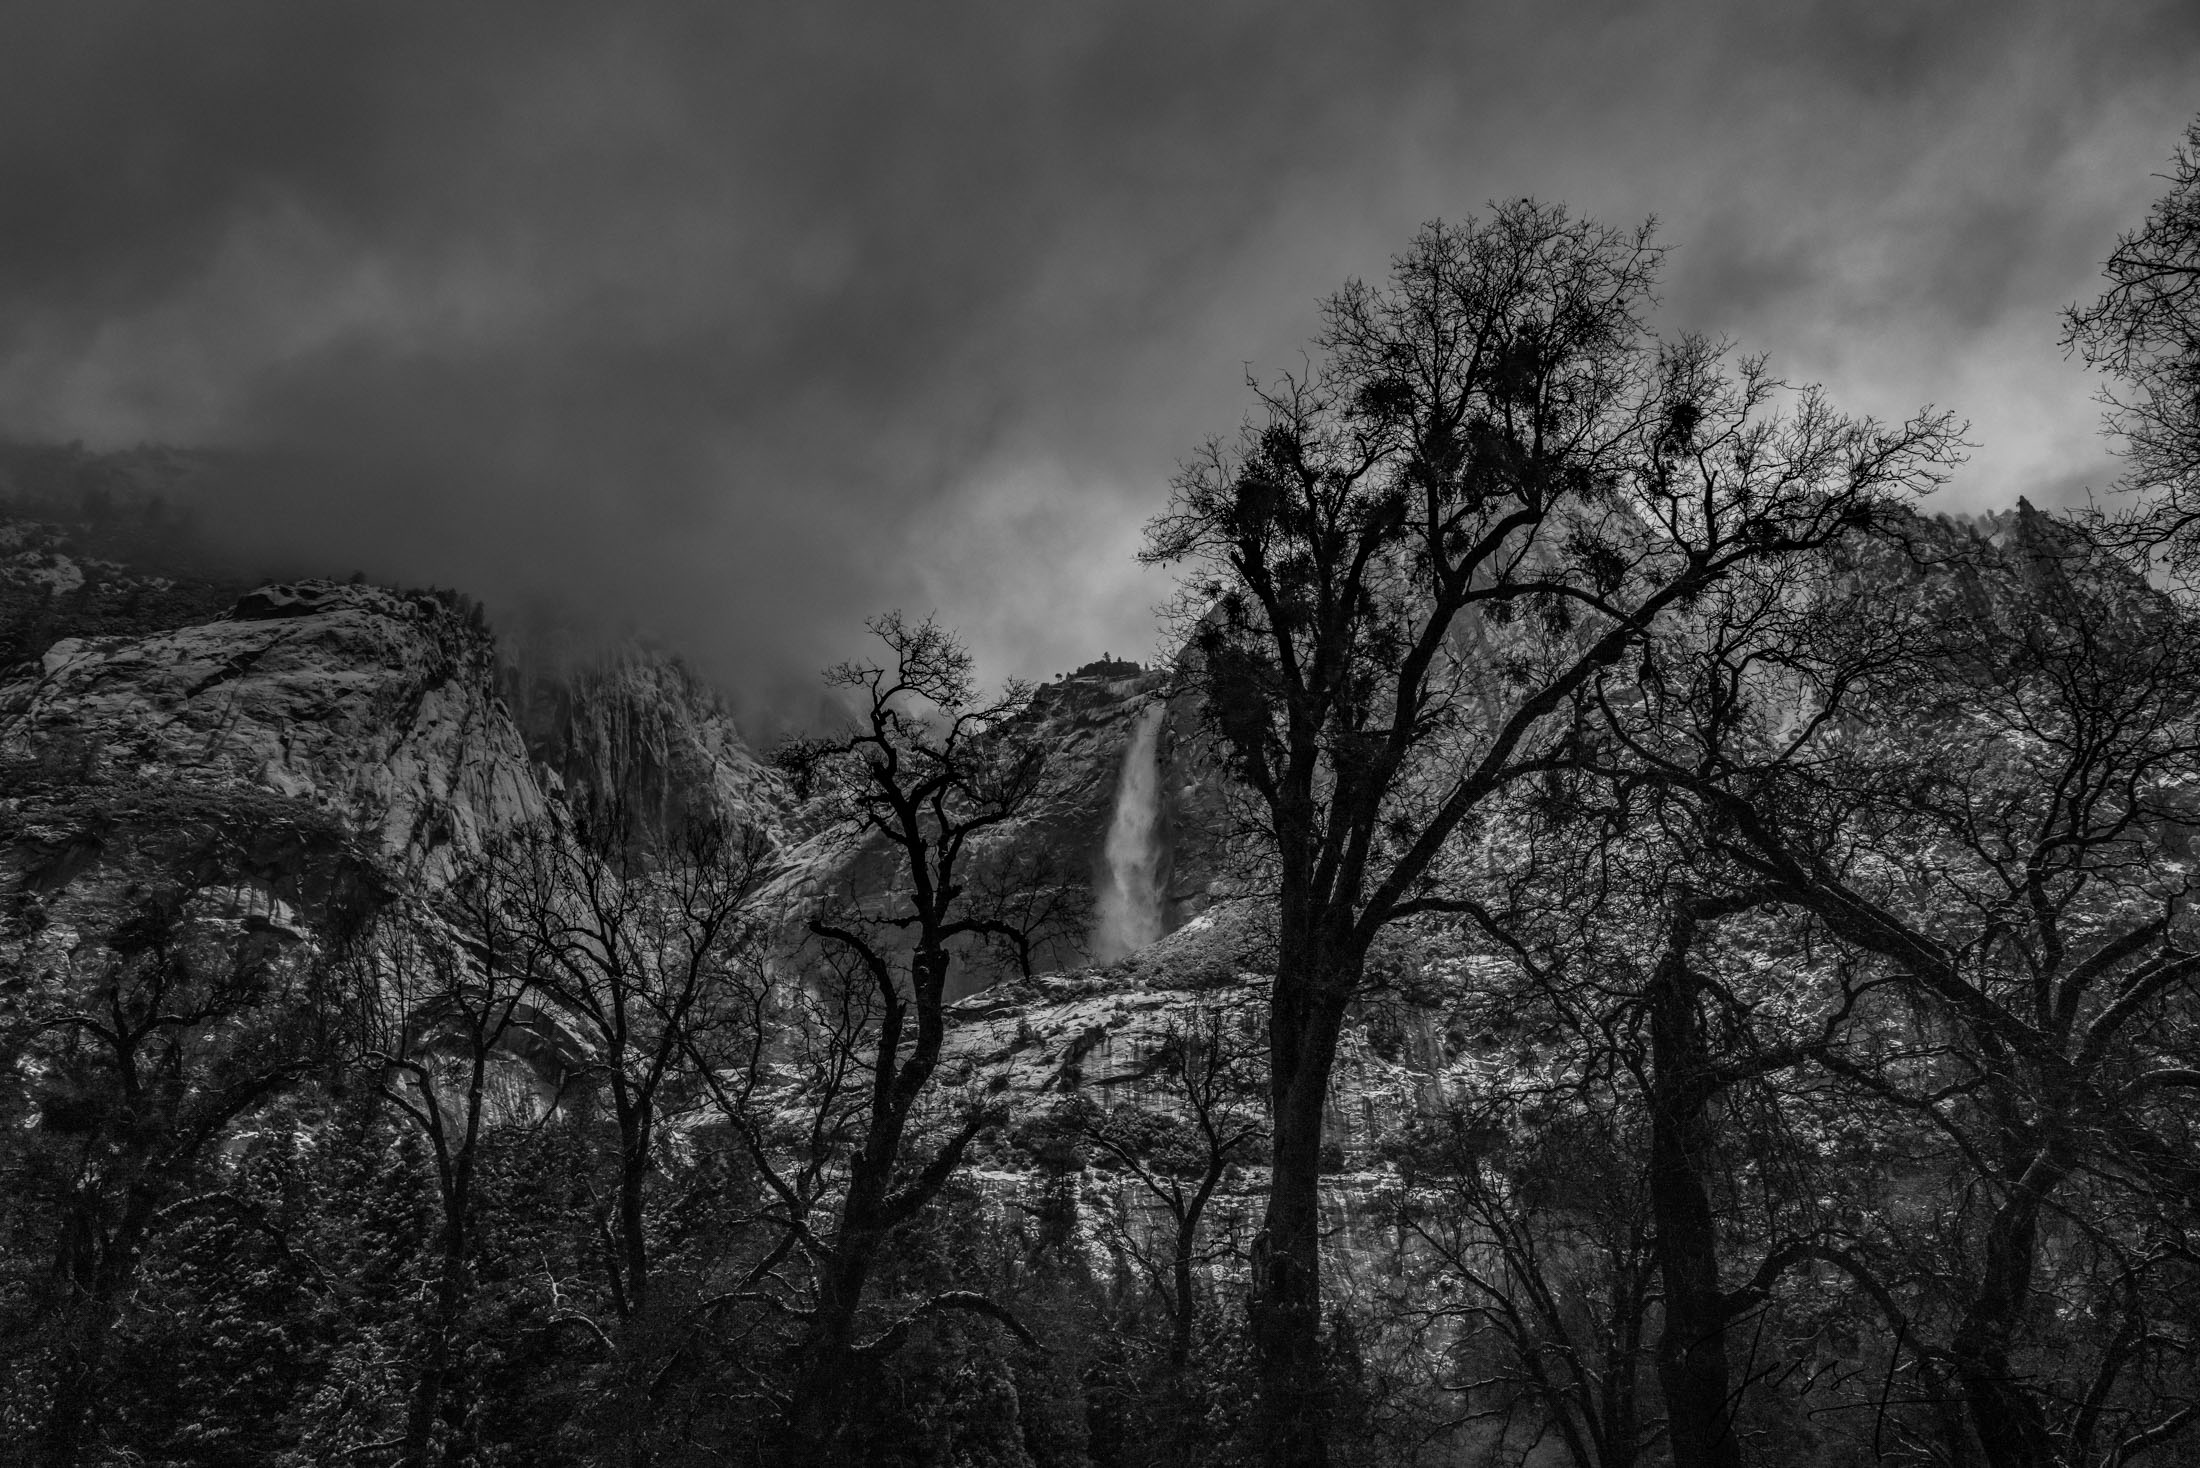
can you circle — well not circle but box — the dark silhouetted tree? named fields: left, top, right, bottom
left=353, top=868, right=549, bottom=1468
left=2067, top=114, right=2200, bottom=581
left=1144, top=199, right=1960, bottom=1464
left=1076, top=1001, right=1267, bottom=1374
left=709, top=613, right=1054, bottom=1463
left=3, top=880, right=324, bottom=1468
left=1607, top=513, right=2200, bottom=1467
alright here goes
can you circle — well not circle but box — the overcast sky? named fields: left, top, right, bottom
left=1, top=2, right=2195, bottom=717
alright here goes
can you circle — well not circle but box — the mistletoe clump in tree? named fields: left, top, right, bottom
left=1144, top=198, right=1962, bottom=1464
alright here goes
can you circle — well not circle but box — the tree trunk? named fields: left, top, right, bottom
left=1649, top=1137, right=1737, bottom=1468
left=402, top=1230, right=469, bottom=1468
left=786, top=1212, right=887, bottom=1465
left=1949, top=1147, right=2065, bottom=1468
left=1170, top=1217, right=1198, bottom=1373
left=786, top=1344, right=860, bottom=1468
left=36, top=1335, right=100, bottom=1468
left=610, top=1117, right=657, bottom=1468
left=406, top=1122, right=479, bottom=1468
left=1250, top=934, right=1354, bottom=1468
left=36, top=1234, right=102, bottom=1468
left=619, top=1126, right=651, bottom=1318
left=1646, top=927, right=1740, bottom=1468
left=37, top=1182, right=156, bottom=1468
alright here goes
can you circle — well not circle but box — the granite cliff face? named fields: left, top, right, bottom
left=0, top=573, right=544, bottom=1040
left=6, top=476, right=2110, bottom=1141
left=7, top=581, right=542, bottom=880
left=0, top=496, right=803, bottom=1066
left=1019, top=661, right=1238, bottom=945
left=924, top=501, right=2164, bottom=1187
left=501, top=639, right=793, bottom=850
left=748, top=658, right=1239, bottom=994
left=945, top=901, right=1489, bottom=1171
left=0, top=494, right=1250, bottom=1084
left=9, top=472, right=2183, bottom=1465
left=2, top=495, right=2103, bottom=1074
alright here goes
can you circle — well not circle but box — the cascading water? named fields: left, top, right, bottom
left=1090, top=701, right=1168, bottom=963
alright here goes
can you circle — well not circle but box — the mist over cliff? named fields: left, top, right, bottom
left=1, top=4, right=2194, bottom=717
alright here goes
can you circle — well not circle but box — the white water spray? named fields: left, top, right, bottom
left=1091, top=701, right=1168, bottom=963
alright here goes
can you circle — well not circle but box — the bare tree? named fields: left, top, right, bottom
left=1605, top=512, right=2200, bottom=1468
left=6, top=877, right=322, bottom=1468
left=2066, top=114, right=2200, bottom=580
left=706, top=613, right=1055, bottom=1462
left=1438, top=746, right=1872, bottom=1468
left=1076, top=1002, right=1267, bottom=1373
left=1390, top=1072, right=1660, bottom=1468
left=1143, top=199, right=1961, bottom=1464
left=494, top=813, right=770, bottom=1331
left=353, top=866, right=550, bottom=1468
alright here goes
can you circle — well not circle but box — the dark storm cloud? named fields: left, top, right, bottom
left=2, top=2, right=2196, bottom=716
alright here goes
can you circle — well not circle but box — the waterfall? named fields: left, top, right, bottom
left=1090, top=701, right=1168, bottom=963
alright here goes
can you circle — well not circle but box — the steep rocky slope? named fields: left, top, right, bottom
left=0, top=482, right=804, bottom=1059
left=752, top=656, right=1237, bottom=991
left=3, top=580, right=542, bottom=886
left=921, top=500, right=2169, bottom=1223
left=1018, top=660, right=1238, bottom=937
left=946, top=900, right=1489, bottom=1171
left=502, top=638, right=793, bottom=849
left=0, top=576, right=548, bottom=1035
left=0, top=489, right=1245, bottom=1103
left=4, top=480, right=2117, bottom=1205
